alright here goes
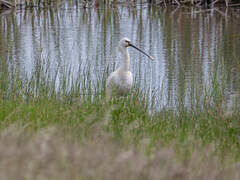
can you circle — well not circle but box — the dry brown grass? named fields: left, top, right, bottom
left=0, top=125, right=239, bottom=180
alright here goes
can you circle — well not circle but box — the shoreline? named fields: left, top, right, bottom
left=1, top=0, right=240, bottom=13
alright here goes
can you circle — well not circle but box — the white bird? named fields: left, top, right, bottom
left=106, top=37, right=154, bottom=101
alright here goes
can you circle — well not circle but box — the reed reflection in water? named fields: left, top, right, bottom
left=0, top=5, right=240, bottom=111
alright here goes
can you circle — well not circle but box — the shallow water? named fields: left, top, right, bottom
left=0, top=4, right=240, bottom=110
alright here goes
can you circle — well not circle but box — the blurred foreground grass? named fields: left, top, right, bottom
left=0, top=91, right=240, bottom=179
left=0, top=124, right=239, bottom=180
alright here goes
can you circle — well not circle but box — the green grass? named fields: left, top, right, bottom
left=0, top=56, right=240, bottom=178
left=1, top=75, right=240, bottom=160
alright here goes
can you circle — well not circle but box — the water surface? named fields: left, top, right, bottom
left=0, top=4, right=240, bottom=111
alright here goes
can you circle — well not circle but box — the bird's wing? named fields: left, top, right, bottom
left=106, top=72, right=117, bottom=88
left=106, top=72, right=118, bottom=101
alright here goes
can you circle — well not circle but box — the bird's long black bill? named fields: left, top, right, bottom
left=129, top=43, right=154, bottom=61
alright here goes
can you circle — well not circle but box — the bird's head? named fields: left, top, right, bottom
left=119, top=37, right=131, bottom=48
left=118, top=37, right=131, bottom=55
left=117, top=37, right=154, bottom=61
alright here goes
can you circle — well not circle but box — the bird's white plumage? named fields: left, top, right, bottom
left=106, top=37, right=153, bottom=101
left=106, top=70, right=133, bottom=100
left=106, top=38, right=133, bottom=101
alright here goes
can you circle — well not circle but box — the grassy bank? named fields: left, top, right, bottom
left=0, top=124, right=240, bottom=180
left=0, top=92, right=240, bottom=179
left=0, top=64, right=240, bottom=179
left=1, top=89, right=240, bottom=158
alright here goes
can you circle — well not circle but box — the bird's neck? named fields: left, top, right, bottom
left=119, top=48, right=130, bottom=72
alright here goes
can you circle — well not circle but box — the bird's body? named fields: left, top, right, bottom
left=106, top=68, right=133, bottom=99
left=106, top=37, right=154, bottom=101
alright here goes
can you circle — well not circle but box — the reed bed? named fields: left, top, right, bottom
left=1, top=0, right=240, bottom=12
left=0, top=52, right=240, bottom=179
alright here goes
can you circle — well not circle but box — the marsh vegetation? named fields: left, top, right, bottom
left=0, top=2, right=240, bottom=179
left=1, top=0, right=240, bottom=11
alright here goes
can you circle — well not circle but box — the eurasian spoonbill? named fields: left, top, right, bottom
left=106, top=37, right=154, bottom=101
